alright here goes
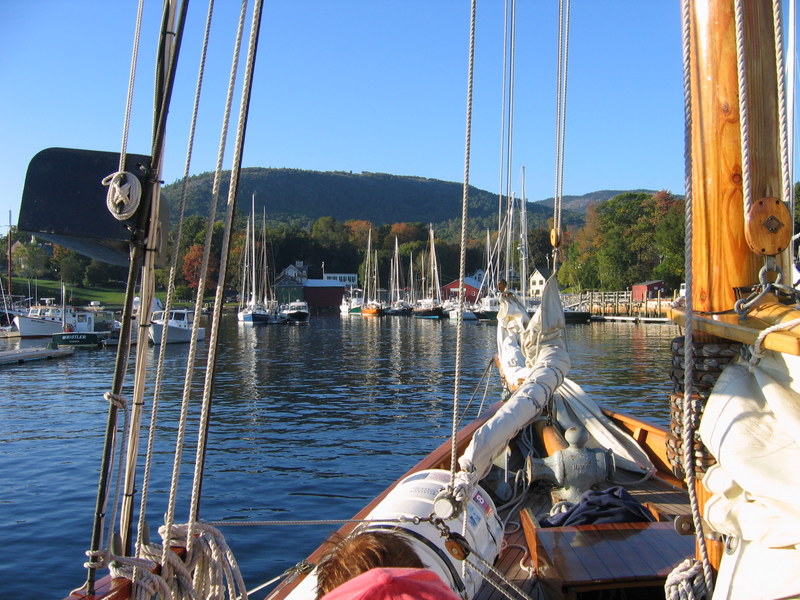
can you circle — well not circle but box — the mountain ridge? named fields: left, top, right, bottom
left=160, top=168, right=659, bottom=232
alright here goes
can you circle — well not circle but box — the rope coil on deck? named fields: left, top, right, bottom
left=95, top=522, right=247, bottom=600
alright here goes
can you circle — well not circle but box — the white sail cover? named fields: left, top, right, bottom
left=459, top=275, right=569, bottom=479
left=458, top=275, right=654, bottom=481
left=699, top=352, right=800, bottom=599
left=552, top=379, right=655, bottom=476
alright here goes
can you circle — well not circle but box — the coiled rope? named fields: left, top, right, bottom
left=107, top=523, right=246, bottom=600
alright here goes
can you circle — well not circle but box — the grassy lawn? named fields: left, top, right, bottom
left=8, top=278, right=219, bottom=309
left=10, top=277, right=127, bottom=306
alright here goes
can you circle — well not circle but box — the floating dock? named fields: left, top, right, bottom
left=0, top=347, right=75, bottom=365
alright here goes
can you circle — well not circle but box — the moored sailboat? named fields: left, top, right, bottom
left=238, top=197, right=282, bottom=324
left=385, top=237, right=412, bottom=315
left=412, top=225, right=445, bottom=319
left=361, top=229, right=384, bottom=317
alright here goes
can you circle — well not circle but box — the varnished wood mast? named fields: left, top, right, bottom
left=674, top=0, right=792, bottom=574
left=670, top=0, right=799, bottom=351
left=689, top=0, right=783, bottom=312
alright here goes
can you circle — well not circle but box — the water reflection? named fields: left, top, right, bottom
left=0, top=315, right=679, bottom=597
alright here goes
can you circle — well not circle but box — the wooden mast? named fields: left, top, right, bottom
left=674, top=0, right=795, bottom=349
left=684, top=0, right=791, bottom=574
left=689, top=0, right=755, bottom=312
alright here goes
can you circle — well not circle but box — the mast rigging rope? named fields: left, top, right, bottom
left=182, top=0, right=264, bottom=574
left=772, top=0, right=793, bottom=219
left=552, top=0, right=570, bottom=270
left=448, top=0, right=478, bottom=491
left=144, top=0, right=223, bottom=583
left=733, top=0, right=754, bottom=220
left=664, top=1, right=713, bottom=598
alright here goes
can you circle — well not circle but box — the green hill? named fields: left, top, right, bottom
left=160, top=168, right=587, bottom=235
left=533, top=189, right=659, bottom=212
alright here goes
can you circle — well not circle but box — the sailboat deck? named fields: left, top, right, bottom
left=474, top=476, right=693, bottom=600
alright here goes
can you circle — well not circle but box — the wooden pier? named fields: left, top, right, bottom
left=563, top=290, right=677, bottom=323
left=0, top=346, right=75, bottom=365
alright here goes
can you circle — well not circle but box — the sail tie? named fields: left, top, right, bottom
left=104, top=391, right=127, bottom=409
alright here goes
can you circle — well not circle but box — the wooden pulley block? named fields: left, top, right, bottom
left=744, top=197, right=792, bottom=256
left=445, top=532, right=470, bottom=560
left=550, top=228, right=561, bottom=248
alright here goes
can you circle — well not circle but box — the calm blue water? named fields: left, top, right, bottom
left=0, top=315, right=678, bottom=597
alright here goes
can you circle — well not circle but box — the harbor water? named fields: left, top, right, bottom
left=0, top=314, right=679, bottom=597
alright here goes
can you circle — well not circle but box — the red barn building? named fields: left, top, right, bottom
left=303, top=279, right=345, bottom=314
left=631, top=280, right=666, bottom=301
left=442, top=276, right=482, bottom=304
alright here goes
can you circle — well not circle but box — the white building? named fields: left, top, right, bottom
left=324, top=273, right=358, bottom=288
left=529, top=267, right=553, bottom=298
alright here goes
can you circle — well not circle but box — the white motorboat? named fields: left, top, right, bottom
left=281, top=300, right=310, bottom=324
left=13, top=298, right=88, bottom=338
left=149, top=309, right=205, bottom=344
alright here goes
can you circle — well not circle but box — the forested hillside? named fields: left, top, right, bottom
left=160, top=167, right=593, bottom=237
left=8, top=165, right=700, bottom=298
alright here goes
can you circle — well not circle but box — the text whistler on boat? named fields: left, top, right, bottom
left=12, top=1, right=799, bottom=600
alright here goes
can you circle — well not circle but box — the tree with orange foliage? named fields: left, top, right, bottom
left=182, top=243, right=219, bottom=290
left=345, top=220, right=373, bottom=248
left=385, top=222, right=427, bottom=248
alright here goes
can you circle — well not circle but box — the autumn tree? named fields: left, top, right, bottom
left=384, top=222, right=427, bottom=248
left=558, top=203, right=603, bottom=290
left=345, top=220, right=373, bottom=248
left=182, top=243, right=219, bottom=290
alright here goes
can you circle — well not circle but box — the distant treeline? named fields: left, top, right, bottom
left=9, top=167, right=746, bottom=298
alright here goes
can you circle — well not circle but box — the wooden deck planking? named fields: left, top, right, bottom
left=528, top=522, right=695, bottom=590
left=474, top=524, right=538, bottom=600
left=473, top=472, right=694, bottom=599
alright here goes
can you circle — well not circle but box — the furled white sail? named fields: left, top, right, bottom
left=459, top=276, right=570, bottom=480
left=459, top=274, right=655, bottom=485
left=699, top=352, right=800, bottom=599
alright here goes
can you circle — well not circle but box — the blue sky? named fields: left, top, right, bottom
left=0, top=1, right=729, bottom=234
